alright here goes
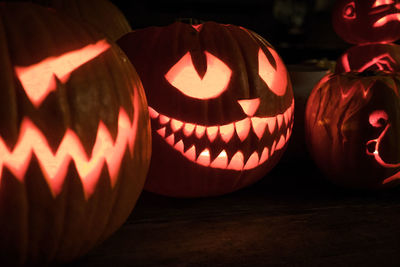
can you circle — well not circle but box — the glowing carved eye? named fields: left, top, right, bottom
left=369, top=110, right=388, bottom=127
left=258, top=47, right=287, bottom=96
left=343, top=1, right=356, bottom=19
left=15, top=40, right=110, bottom=108
left=164, top=51, right=232, bottom=100
left=373, top=0, right=394, bottom=8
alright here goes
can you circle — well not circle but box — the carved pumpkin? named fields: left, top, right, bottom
left=118, top=22, right=294, bottom=197
left=332, top=0, right=400, bottom=45
left=335, top=43, right=400, bottom=73
left=0, top=3, right=151, bottom=265
left=29, top=0, right=132, bottom=41
left=305, top=71, right=400, bottom=189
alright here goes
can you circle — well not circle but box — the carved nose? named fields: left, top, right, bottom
left=238, top=98, right=260, bottom=116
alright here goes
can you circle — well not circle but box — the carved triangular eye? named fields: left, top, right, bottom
left=15, top=40, right=110, bottom=108
left=165, top=51, right=232, bottom=99
left=258, top=47, right=287, bottom=96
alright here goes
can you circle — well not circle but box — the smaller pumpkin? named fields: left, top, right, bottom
left=332, top=0, right=400, bottom=44
left=335, top=43, right=400, bottom=73
left=305, top=71, right=400, bottom=189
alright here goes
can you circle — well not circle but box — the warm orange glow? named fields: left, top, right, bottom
left=219, top=123, right=235, bottom=143
left=206, top=126, right=219, bottom=142
left=258, top=47, right=287, bottom=96
left=149, top=100, right=294, bottom=171
left=373, top=13, right=400, bottom=27
left=373, top=0, right=394, bottom=8
left=197, top=149, right=211, bottom=166
left=15, top=40, right=110, bottom=108
left=238, top=98, right=260, bottom=116
left=235, top=118, right=251, bottom=142
left=165, top=51, right=232, bottom=99
left=210, top=150, right=229, bottom=169
left=0, top=108, right=136, bottom=198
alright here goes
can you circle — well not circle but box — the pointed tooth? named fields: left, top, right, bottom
left=197, top=148, right=211, bottom=166
left=156, top=127, right=166, bottom=138
left=219, top=123, right=235, bottom=143
left=227, top=151, right=244, bottom=170
left=184, top=145, right=196, bottom=162
left=206, top=126, right=219, bottom=142
left=251, top=117, right=267, bottom=139
left=270, top=140, right=276, bottom=156
left=277, top=114, right=284, bottom=130
left=286, top=128, right=291, bottom=142
left=244, top=151, right=259, bottom=170
left=235, top=118, right=251, bottom=141
left=210, top=150, right=229, bottom=169
left=174, top=139, right=184, bottom=154
left=265, top=117, right=276, bottom=134
left=276, top=134, right=286, bottom=150
left=259, top=147, right=269, bottom=164
left=148, top=107, right=159, bottom=119
left=183, top=123, right=196, bottom=137
left=284, top=108, right=290, bottom=126
left=165, top=133, right=175, bottom=146
left=195, top=125, right=206, bottom=138
left=171, top=119, right=183, bottom=132
left=159, top=114, right=170, bottom=125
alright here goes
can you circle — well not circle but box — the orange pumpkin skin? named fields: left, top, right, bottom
left=30, top=0, right=132, bottom=41
left=305, top=71, right=400, bottom=189
left=0, top=3, right=151, bottom=265
left=118, top=22, right=294, bottom=197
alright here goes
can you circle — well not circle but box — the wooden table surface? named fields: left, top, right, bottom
left=64, top=151, right=400, bottom=267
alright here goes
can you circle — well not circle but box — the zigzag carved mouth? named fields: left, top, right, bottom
left=149, top=100, right=294, bottom=170
left=0, top=108, right=137, bottom=198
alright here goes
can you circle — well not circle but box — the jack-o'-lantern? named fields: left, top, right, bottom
left=305, top=71, right=400, bottom=189
left=335, top=43, right=400, bottom=73
left=0, top=3, right=151, bottom=265
left=332, top=0, right=400, bottom=44
left=118, top=22, right=294, bottom=197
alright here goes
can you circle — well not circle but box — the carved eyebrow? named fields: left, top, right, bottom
left=373, top=0, right=394, bottom=7
left=15, top=39, right=111, bottom=108
left=164, top=51, right=232, bottom=100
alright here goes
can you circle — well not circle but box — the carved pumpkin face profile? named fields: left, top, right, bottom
left=118, top=22, right=294, bottom=197
left=335, top=43, right=400, bottom=73
left=0, top=3, right=151, bottom=265
left=332, top=0, right=400, bottom=44
left=305, top=71, right=400, bottom=189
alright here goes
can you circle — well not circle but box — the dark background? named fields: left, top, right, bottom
left=67, top=1, right=400, bottom=266
left=110, top=0, right=349, bottom=64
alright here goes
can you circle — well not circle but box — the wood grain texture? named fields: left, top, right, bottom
left=62, top=156, right=400, bottom=266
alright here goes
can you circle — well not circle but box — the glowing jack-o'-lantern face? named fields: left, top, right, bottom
left=118, top=22, right=294, bottom=197
left=332, top=0, right=400, bottom=44
left=0, top=3, right=151, bottom=265
left=305, top=71, right=400, bottom=189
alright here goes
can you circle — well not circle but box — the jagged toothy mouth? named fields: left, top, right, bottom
left=148, top=100, right=294, bottom=170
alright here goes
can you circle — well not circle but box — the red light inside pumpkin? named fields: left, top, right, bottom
left=15, top=40, right=110, bottom=108
left=165, top=51, right=232, bottom=99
